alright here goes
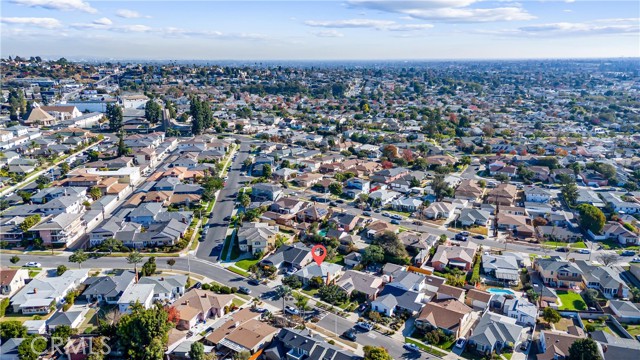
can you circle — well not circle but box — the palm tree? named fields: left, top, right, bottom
left=102, top=238, right=122, bottom=255
left=275, top=285, right=292, bottom=315
left=127, top=251, right=144, bottom=282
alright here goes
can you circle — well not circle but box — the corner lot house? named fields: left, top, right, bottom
left=11, top=269, right=89, bottom=314
left=0, top=268, right=29, bottom=296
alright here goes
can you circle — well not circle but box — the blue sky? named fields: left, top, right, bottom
left=1, top=0, right=638, bottom=60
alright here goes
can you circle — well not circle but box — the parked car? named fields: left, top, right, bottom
left=223, top=215, right=231, bottom=221
left=342, top=329, right=357, bottom=341
left=336, top=199, right=345, bottom=204
left=284, top=306, right=300, bottom=316
left=355, top=322, right=373, bottom=331
left=455, top=338, right=466, bottom=349
left=520, top=340, right=530, bottom=351
left=391, top=219, right=400, bottom=225
left=238, top=286, right=251, bottom=295
left=473, top=235, right=485, bottom=240
left=403, top=344, right=420, bottom=352
left=556, top=247, right=569, bottom=253
left=248, top=279, right=260, bottom=286
left=24, top=262, right=41, bottom=268
left=254, top=307, right=268, bottom=313
left=363, top=211, right=372, bottom=216
left=373, top=208, right=381, bottom=213
left=413, top=221, right=423, bottom=226
left=460, top=231, right=470, bottom=236
left=391, top=214, right=403, bottom=220
left=578, top=249, right=591, bottom=254
left=382, top=212, right=391, bottom=217
left=622, top=250, right=636, bottom=256
left=455, top=234, right=468, bottom=241
left=193, top=282, right=202, bottom=289
left=357, top=303, right=368, bottom=312
left=631, top=257, right=640, bottom=263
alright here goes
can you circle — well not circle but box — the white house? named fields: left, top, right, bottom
left=524, top=187, right=552, bottom=203
left=502, top=298, right=537, bottom=326
left=117, top=283, right=155, bottom=314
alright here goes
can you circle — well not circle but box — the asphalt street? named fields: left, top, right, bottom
left=197, top=137, right=251, bottom=261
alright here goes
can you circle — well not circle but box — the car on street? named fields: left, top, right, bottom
left=248, top=279, right=260, bottom=286
left=223, top=215, right=231, bottom=221
left=403, top=344, right=420, bottom=352
left=355, top=322, right=373, bottom=331
left=455, top=338, right=466, bottom=349
left=578, top=249, right=591, bottom=254
left=622, top=250, right=636, bottom=256
left=336, top=199, right=345, bottom=204
left=455, top=234, right=468, bottom=241
left=363, top=211, right=371, bottom=216
left=460, top=231, right=470, bottom=236
left=382, top=212, right=391, bottom=217
left=390, top=219, right=400, bottom=225
left=329, top=201, right=338, bottom=207
left=391, top=214, right=403, bottom=220
left=284, top=306, right=300, bottom=316
left=342, top=329, right=357, bottom=341
left=209, top=212, right=214, bottom=218
left=473, top=235, right=485, bottom=240
left=24, top=262, right=41, bottom=268
left=413, top=221, right=423, bottom=226
left=556, top=247, right=569, bottom=253
left=373, top=208, right=381, bottom=213
left=254, top=307, right=268, bottom=313
left=631, top=257, right=640, bottom=263
left=238, top=286, right=251, bottom=295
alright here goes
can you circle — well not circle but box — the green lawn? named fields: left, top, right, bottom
left=503, top=353, right=513, bottom=360
left=405, top=338, right=447, bottom=357
left=228, top=266, right=248, bottom=277
left=301, top=288, right=320, bottom=297
left=557, top=290, right=587, bottom=311
left=232, top=298, right=246, bottom=307
left=221, top=234, right=232, bottom=260
left=235, top=258, right=259, bottom=271
left=543, top=241, right=587, bottom=249
left=625, top=325, right=640, bottom=336
left=328, top=254, right=344, bottom=265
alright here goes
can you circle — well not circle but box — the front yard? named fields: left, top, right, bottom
left=235, top=258, right=259, bottom=271
left=543, top=241, right=587, bottom=249
left=557, top=290, right=587, bottom=311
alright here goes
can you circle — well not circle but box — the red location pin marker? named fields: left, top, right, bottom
left=311, top=244, right=327, bottom=266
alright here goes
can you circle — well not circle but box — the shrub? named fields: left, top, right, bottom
left=0, top=298, right=9, bottom=317
left=56, top=265, right=68, bottom=276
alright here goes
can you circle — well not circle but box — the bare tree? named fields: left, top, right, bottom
left=597, top=253, right=619, bottom=267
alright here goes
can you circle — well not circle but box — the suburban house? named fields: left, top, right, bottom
left=609, top=300, right=640, bottom=322
left=204, top=308, right=278, bottom=355
left=423, top=202, right=456, bottom=220
left=535, top=258, right=583, bottom=289
left=29, top=212, right=86, bottom=246
left=485, top=184, right=518, bottom=206
left=371, top=284, right=425, bottom=317
left=0, top=268, right=29, bottom=296
left=431, top=245, right=477, bottom=272
left=11, top=269, right=89, bottom=314
left=328, top=212, right=359, bottom=232
left=415, top=299, right=473, bottom=338
left=81, top=270, right=136, bottom=304
left=264, top=328, right=360, bottom=360
left=237, top=222, right=279, bottom=255
left=251, top=183, right=283, bottom=201
left=260, top=243, right=312, bottom=270
left=46, top=310, right=86, bottom=331
left=502, top=298, right=537, bottom=326
left=458, top=208, right=491, bottom=227
left=138, top=274, right=188, bottom=302
left=117, top=283, right=155, bottom=313
left=467, top=312, right=525, bottom=355
left=537, top=328, right=586, bottom=360
left=602, top=221, right=639, bottom=245
left=465, top=289, right=493, bottom=310
left=455, top=180, right=485, bottom=202
left=575, top=260, right=629, bottom=299
left=294, top=263, right=344, bottom=286
left=174, top=289, right=235, bottom=330
left=482, top=254, right=520, bottom=284
left=524, top=187, right=552, bottom=203
left=336, top=270, right=383, bottom=300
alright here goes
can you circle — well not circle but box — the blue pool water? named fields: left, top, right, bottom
left=487, top=288, right=515, bottom=295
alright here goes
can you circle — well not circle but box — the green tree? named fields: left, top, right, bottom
left=19, top=214, right=41, bottom=232
left=0, top=321, right=27, bottom=341
left=107, top=103, right=123, bottom=132
left=127, top=251, right=144, bottom=281
left=238, top=192, right=251, bottom=208
left=561, top=182, right=579, bottom=207
left=141, top=256, right=157, bottom=277
left=117, top=132, right=130, bottom=157
left=144, top=100, right=162, bottom=124
left=318, top=284, right=348, bottom=305
left=262, top=164, right=272, bottom=178
left=51, top=324, right=74, bottom=345
left=116, top=305, right=172, bottom=360
left=568, top=338, right=602, bottom=360
left=89, top=187, right=103, bottom=201
left=431, top=174, right=450, bottom=201
left=100, top=238, right=123, bottom=254
left=362, top=244, right=384, bottom=265
left=17, top=335, right=47, bottom=360
left=60, top=162, right=70, bottom=176
left=167, top=258, right=176, bottom=270
left=577, top=204, right=606, bottom=234
left=69, top=249, right=89, bottom=269
left=542, top=307, right=561, bottom=324
left=9, top=255, right=20, bottom=264
left=189, top=341, right=206, bottom=360
left=373, top=231, right=409, bottom=264
left=329, top=182, right=343, bottom=196
left=363, top=346, right=392, bottom=360
left=56, top=265, right=68, bottom=276
left=582, top=289, right=599, bottom=306
left=233, top=351, right=251, bottom=360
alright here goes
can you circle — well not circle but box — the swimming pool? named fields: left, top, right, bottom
left=487, top=288, right=515, bottom=295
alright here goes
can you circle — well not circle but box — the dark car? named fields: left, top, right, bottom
left=473, top=235, right=485, bottom=240
left=193, top=282, right=202, bottom=289
left=556, top=247, right=569, bottom=253
left=363, top=211, right=371, bottom=216
left=336, top=199, right=345, bottom=204
left=329, top=201, right=338, bottom=207
left=455, top=234, right=468, bottom=241
left=224, top=215, right=231, bottom=221
left=622, top=250, right=636, bottom=256
left=248, top=279, right=260, bottom=286
left=342, top=329, right=357, bottom=341
left=391, top=219, right=400, bottom=225
left=239, top=286, right=251, bottom=295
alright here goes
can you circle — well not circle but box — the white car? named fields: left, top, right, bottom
left=455, top=338, right=466, bottom=349
left=631, top=257, right=640, bottom=263
left=578, top=249, right=591, bottom=254
left=24, top=262, right=42, bottom=268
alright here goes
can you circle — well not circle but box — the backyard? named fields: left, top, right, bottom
left=557, top=290, right=587, bottom=311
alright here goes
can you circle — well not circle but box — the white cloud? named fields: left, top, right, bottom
left=480, top=19, right=640, bottom=37
left=1, top=16, right=62, bottom=29
left=93, top=17, right=112, bottom=26
left=115, top=9, right=150, bottom=19
left=305, top=19, right=433, bottom=31
left=117, top=24, right=152, bottom=33
left=11, top=0, right=96, bottom=13
left=347, top=0, right=534, bottom=22
left=313, top=30, right=345, bottom=37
